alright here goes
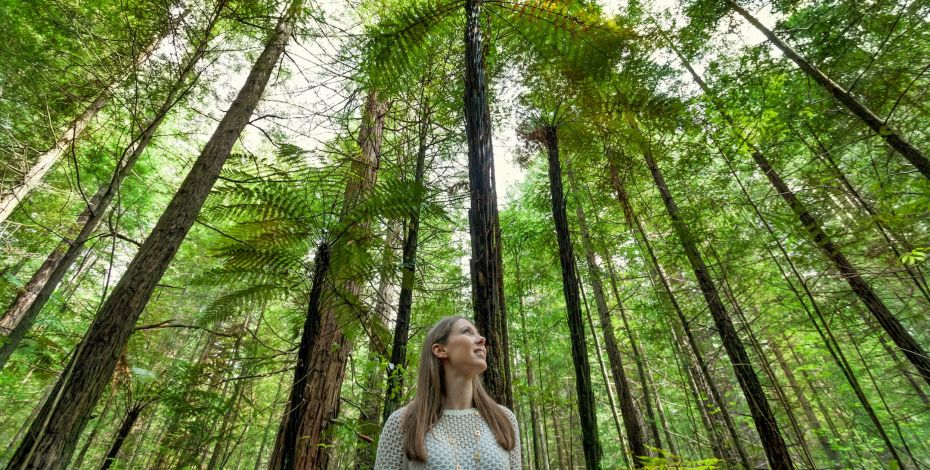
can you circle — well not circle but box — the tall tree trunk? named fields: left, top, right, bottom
left=770, top=337, right=842, bottom=462
left=0, top=9, right=183, bottom=225
left=709, top=250, right=816, bottom=467
left=579, top=277, right=628, bottom=455
left=2, top=4, right=300, bottom=468
left=607, top=154, right=750, bottom=468
left=541, top=125, right=601, bottom=470
left=721, top=0, right=930, bottom=180
left=98, top=405, right=143, bottom=470
left=634, top=123, right=794, bottom=469
left=354, top=222, right=399, bottom=469
left=678, top=50, right=930, bottom=388
left=382, top=100, right=430, bottom=423
left=565, top=160, right=647, bottom=464
left=512, top=253, right=549, bottom=470
left=0, top=95, right=106, bottom=225
left=463, top=0, right=512, bottom=407
left=797, top=127, right=930, bottom=305
left=601, top=252, right=677, bottom=458
left=269, top=91, right=386, bottom=470
left=0, top=2, right=225, bottom=368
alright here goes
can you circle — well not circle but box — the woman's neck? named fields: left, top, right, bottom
left=442, top=371, right=475, bottom=409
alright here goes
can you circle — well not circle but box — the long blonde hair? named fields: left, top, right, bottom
left=401, top=315, right=516, bottom=462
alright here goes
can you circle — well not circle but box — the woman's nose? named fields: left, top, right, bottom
left=477, top=335, right=486, bottom=345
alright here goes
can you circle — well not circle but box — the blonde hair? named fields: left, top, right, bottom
left=401, top=315, right=516, bottom=462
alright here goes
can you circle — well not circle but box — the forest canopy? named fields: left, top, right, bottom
left=0, top=0, right=928, bottom=468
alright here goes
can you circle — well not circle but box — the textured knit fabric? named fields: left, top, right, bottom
left=373, top=405, right=522, bottom=469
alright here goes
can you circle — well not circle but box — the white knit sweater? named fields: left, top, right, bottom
left=373, top=405, right=522, bottom=469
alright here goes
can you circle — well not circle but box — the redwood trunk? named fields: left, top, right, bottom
left=678, top=55, right=930, bottom=387
left=2, top=4, right=300, bottom=467
left=0, top=11, right=179, bottom=224
left=269, top=91, right=386, bottom=470
left=463, top=0, right=512, bottom=407
left=542, top=126, right=601, bottom=469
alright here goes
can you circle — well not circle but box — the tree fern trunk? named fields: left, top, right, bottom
left=98, top=405, right=143, bottom=470
left=2, top=3, right=300, bottom=467
left=541, top=125, right=601, bottom=470
left=383, top=102, right=430, bottom=423
left=463, top=0, right=512, bottom=408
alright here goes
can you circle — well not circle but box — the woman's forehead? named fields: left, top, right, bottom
left=452, top=318, right=477, bottom=331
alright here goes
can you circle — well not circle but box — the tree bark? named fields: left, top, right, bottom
left=98, top=405, right=143, bottom=470
left=269, top=91, right=386, bottom=470
left=0, top=0, right=224, bottom=369
left=463, top=0, right=512, bottom=408
left=2, top=4, right=300, bottom=468
left=722, top=0, right=930, bottom=180
left=635, top=124, right=794, bottom=469
left=565, top=159, right=647, bottom=465
left=541, top=126, right=601, bottom=469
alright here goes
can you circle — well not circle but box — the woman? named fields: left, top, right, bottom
left=374, top=316, right=521, bottom=469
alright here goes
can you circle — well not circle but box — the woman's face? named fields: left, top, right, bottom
left=433, top=318, right=487, bottom=377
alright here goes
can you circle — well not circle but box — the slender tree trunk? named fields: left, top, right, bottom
left=270, top=91, right=386, bottom=470
left=579, top=278, right=628, bottom=454
left=254, top=373, right=286, bottom=470
left=0, top=95, right=106, bottom=225
left=707, top=132, right=906, bottom=465
left=354, top=223, right=399, bottom=469
left=607, top=154, right=750, bottom=468
left=634, top=125, right=794, bottom=469
left=382, top=100, right=430, bottom=423
left=541, top=125, right=600, bottom=469
left=565, top=159, right=647, bottom=465
left=601, top=253, right=677, bottom=458
left=770, top=337, right=841, bottom=461
left=721, top=0, right=930, bottom=180
left=98, top=404, right=143, bottom=470
left=0, top=9, right=184, bottom=225
left=678, top=51, right=930, bottom=388
left=463, top=0, right=512, bottom=407
left=0, top=2, right=225, bottom=368
left=709, top=251, right=816, bottom=467
left=2, top=5, right=300, bottom=468
left=512, top=255, right=549, bottom=470
left=798, top=127, right=930, bottom=305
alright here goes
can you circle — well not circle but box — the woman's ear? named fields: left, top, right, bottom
left=431, top=343, right=448, bottom=359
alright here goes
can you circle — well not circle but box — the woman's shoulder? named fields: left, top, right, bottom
left=384, top=403, right=410, bottom=427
